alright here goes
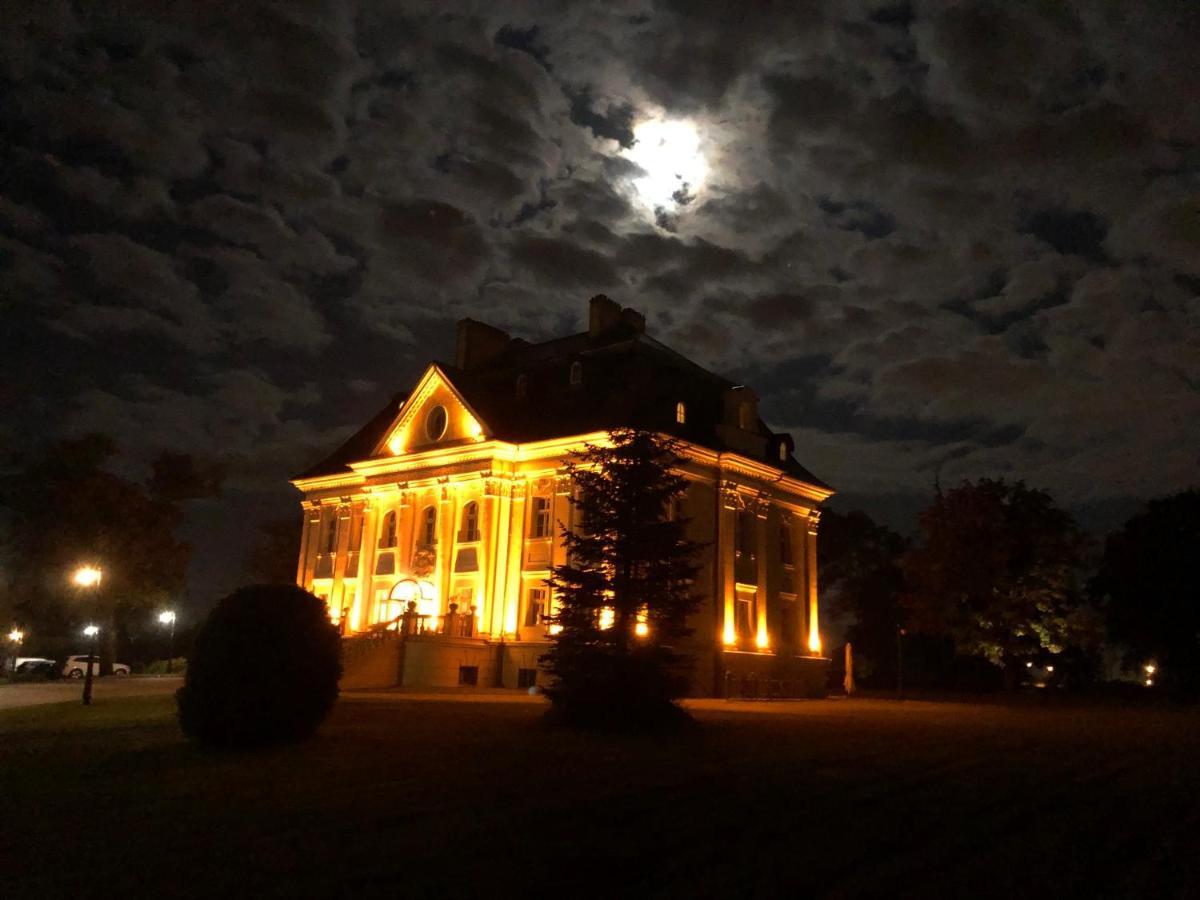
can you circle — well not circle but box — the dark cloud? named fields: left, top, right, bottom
left=3, top=0, right=1199, bottom=605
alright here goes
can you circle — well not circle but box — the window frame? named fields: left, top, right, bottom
left=460, top=500, right=480, bottom=543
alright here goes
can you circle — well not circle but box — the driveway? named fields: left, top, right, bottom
left=0, top=676, right=183, bottom=710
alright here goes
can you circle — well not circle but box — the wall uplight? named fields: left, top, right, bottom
left=807, top=630, right=822, bottom=655
left=755, top=627, right=770, bottom=651
left=722, top=620, right=737, bottom=646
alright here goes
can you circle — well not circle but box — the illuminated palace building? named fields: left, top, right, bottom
left=292, top=295, right=833, bottom=695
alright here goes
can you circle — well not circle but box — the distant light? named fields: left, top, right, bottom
left=73, top=566, right=103, bottom=588
left=635, top=621, right=649, bottom=637
left=1046, top=665, right=1055, bottom=673
left=7, top=629, right=23, bottom=644
left=83, top=624, right=100, bottom=637
left=598, top=607, right=615, bottom=631
left=1145, top=678, right=1154, bottom=687
left=1026, top=661, right=1034, bottom=668
left=624, top=118, right=708, bottom=213
left=548, top=624, right=563, bottom=636
left=1144, top=663, right=1156, bottom=675
left=158, top=610, right=176, bottom=625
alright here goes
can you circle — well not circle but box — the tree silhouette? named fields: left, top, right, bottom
left=543, top=429, right=702, bottom=728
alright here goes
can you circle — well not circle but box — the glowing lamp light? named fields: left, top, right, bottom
left=807, top=631, right=822, bottom=655
left=1026, top=661, right=1034, bottom=668
left=755, top=628, right=770, bottom=651
left=83, top=624, right=100, bottom=637
left=1145, top=678, right=1154, bottom=687
left=598, top=607, right=615, bottom=631
left=548, top=624, right=563, bottom=636
left=467, top=417, right=484, bottom=441
left=1144, top=663, right=1157, bottom=675
left=158, top=610, right=176, bottom=626
left=635, top=621, right=649, bottom=638
left=73, top=566, right=103, bottom=588
left=722, top=620, right=737, bottom=646
left=7, top=629, right=23, bottom=644
left=1046, top=665, right=1055, bottom=673
left=387, top=431, right=406, bottom=455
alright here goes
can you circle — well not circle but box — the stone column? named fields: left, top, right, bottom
left=488, top=480, right=512, bottom=637
left=754, top=494, right=770, bottom=651
left=356, top=501, right=379, bottom=632
left=298, top=502, right=322, bottom=591
left=502, top=478, right=528, bottom=636
left=805, top=509, right=821, bottom=655
left=438, top=478, right=455, bottom=615
left=718, top=480, right=738, bottom=647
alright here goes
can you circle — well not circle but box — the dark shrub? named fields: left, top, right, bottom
left=177, top=584, right=340, bottom=748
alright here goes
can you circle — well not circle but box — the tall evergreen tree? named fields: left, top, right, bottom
left=543, top=429, right=703, bottom=728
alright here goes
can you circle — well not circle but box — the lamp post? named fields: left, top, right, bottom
left=158, top=610, right=177, bottom=674
left=72, top=565, right=103, bottom=706
left=6, top=628, right=23, bottom=675
left=81, top=624, right=100, bottom=706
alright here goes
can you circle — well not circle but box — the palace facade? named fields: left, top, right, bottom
left=292, top=295, right=833, bottom=695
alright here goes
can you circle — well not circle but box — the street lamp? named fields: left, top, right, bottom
left=73, top=564, right=104, bottom=706
left=81, top=624, right=100, bottom=706
left=6, top=628, right=23, bottom=675
left=158, top=610, right=177, bottom=674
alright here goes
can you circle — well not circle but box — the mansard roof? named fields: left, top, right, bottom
left=296, top=302, right=830, bottom=492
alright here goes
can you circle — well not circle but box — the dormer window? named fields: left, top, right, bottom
left=515, top=374, right=528, bottom=399
left=569, top=361, right=583, bottom=386
left=675, top=401, right=686, bottom=424
left=738, top=402, right=753, bottom=430
left=778, top=443, right=787, bottom=462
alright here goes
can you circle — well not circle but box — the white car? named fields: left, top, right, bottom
left=63, top=655, right=131, bottom=678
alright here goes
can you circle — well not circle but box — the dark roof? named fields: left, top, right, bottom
left=295, top=325, right=830, bottom=491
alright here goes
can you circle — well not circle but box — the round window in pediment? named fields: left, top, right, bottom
left=426, top=405, right=448, bottom=441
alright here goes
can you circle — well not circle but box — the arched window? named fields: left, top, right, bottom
left=379, top=511, right=397, bottom=549
left=675, top=401, right=686, bottom=424
left=419, top=506, right=437, bottom=548
left=515, top=374, right=528, bottom=399
left=569, top=361, right=583, bottom=386
left=460, top=501, right=480, bottom=542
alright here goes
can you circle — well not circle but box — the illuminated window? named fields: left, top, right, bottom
left=515, top=374, right=528, bottom=399
left=379, top=511, right=398, bottom=549
left=460, top=501, right=480, bottom=542
left=778, top=442, right=787, bottom=462
left=426, top=405, right=448, bottom=441
left=525, top=587, right=546, bottom=627
left=569, top=361, right=583, bottom=385
left=739, top=402, right=753, bottom=430
left=419, top=506, right=437, bottom=548
left=779, top=519, right=793, bottom=566
left=675, top=401, right=686, bottom=424
left=531, top=496, right=552, bottom=538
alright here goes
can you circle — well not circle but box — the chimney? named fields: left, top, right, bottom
left=620, top=306, right=645, bottom=334
left=588, top=294, right=622, bottom=336
left=455, top=318, right=511, bottom=371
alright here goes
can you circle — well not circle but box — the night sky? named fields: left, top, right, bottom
left=3, top=2, right=1199, bottom=608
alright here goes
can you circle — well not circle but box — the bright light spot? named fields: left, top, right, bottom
left=7, top=629, right=23, bottom=643
left=1145, top=663, right=1156, bottom=675
left=467, top=417, right=484, bottom=441
left=1046, top=665, right=1055, bottom=673
left=1145, top=678, right=1154, bottom=687
left=1026, top=661, right=1034, bottom=668
left=807, top=629, right=822, bottom=655
left=598, top=607, right=615, bottom=631
left=723, top=620, right=737, bottom=646
left=158, top=610, right=176, bottom=625
left=388, top=432, right=405, bottom=455
left=755, top=628, right=770, bottom=651
left=83, top=624, right=100, bottom=637
left=73, top=566, right=103, bottom=588
left=624, top=118, right=708, bottom=213
left=548, top=624, right=563, bottom=636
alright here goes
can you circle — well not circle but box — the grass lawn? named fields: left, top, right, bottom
left=2, top=693, right=1198, bottom=898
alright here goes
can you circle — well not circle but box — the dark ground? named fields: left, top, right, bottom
left=2, top=693, right=1197, bottom=898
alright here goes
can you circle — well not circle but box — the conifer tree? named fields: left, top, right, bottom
left=543, top=429, right=703, bottom=728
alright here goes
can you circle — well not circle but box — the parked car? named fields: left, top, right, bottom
left=14, top=657, right=58, bottom=677
left=62, top=655, right=131, bottom=678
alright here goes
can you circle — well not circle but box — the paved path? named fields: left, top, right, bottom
left=0, top=676, right=183, bottom=710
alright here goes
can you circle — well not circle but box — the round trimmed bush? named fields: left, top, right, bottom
left=177, top=584, right=341, bottom=748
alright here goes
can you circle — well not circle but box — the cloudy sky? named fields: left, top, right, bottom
left=3, top=1, right=1199, bottom=602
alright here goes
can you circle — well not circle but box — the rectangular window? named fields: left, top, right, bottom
left=531, top=496, right=552, bottom=538
left=517, top=668, right=538, bottom=689
left=525, top=587, right=546, bottom=627
left=735, top=595, right=754, bottom=641
left=458, top=666, right=479, bottom=686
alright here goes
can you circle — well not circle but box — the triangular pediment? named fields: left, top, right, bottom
left=373, top=364, right=490, bottom=457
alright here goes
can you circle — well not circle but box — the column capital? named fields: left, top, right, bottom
left=807, top=508, right=822, bottom=534
left=720, top=479, right=741, bottom=510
